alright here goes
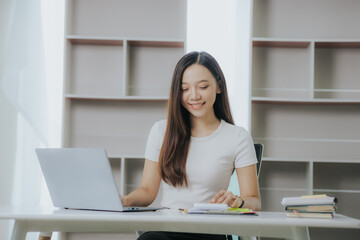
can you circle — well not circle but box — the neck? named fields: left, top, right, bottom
left=190, top=114, right=221, bottom=138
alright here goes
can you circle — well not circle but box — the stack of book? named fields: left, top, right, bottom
left=281, top=195, right=337, bottom=219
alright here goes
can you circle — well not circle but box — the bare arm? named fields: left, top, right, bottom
left=209, top=164, right=261, bottom=211
left=235, top=164, right=261, bottom=210
left=121, top=159, right=161, bottom=206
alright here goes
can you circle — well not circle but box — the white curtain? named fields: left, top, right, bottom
left=0, top=0, right=64, bottom=239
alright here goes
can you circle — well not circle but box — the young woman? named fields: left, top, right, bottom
left=121, top=51, right=261, bottom=240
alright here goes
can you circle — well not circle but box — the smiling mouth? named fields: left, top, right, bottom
left=189, top=102, right=205, bottom=110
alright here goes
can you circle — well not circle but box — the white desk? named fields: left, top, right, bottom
left=0, top=206, right=359, bottom=240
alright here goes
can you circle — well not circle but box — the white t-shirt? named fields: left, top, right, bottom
left=144, top=119, right=257, bottom=209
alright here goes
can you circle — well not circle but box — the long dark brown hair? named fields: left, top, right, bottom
left=159, top=51, right=234, bottom=187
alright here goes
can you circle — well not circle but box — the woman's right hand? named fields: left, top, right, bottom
left=209, top=190, right=243, bottom=208
left=120, top=195, right=128, bottom=206
left=121, top=159, right=161, bottom=207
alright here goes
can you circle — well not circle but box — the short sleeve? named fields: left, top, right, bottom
left=144, top=120, right=166, bottom=162
left=234, top=128, right=258, bottom=168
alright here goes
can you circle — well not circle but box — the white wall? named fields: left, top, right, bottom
left=187, top=0, right=251, bottom=129
left=187, top=0, right=252, bottom=196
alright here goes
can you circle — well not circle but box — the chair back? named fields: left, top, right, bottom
left=254, top=143, right=264, bottom=176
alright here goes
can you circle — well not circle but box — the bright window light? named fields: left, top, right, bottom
left=187, top=0, right=251, bottom=128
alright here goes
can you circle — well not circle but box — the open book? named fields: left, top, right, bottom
left=181, top=203, right=256, bottom=215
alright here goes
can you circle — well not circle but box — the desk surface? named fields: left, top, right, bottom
left=0, top=206, right=359, bottom=228
left=1, top=206, right=359, bottom=239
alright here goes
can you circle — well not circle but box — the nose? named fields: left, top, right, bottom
left=190, top=88, right=200, bottom=100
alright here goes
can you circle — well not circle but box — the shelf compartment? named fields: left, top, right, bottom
left=252, top=103, right=360, bottom=161
left=313, top=163, right=360, bottom=191
left=123, top=158, right=144, bottom=195
left=67, top=0, right=187, bottom=39
left=127, top=41, right=184, bottom=97
left=251, top=102, right=360, bottom=140
left=259, top=161, right=310, bottom=189
left=252, top=42, right=312, bottom=99
left=66, top=40, right=124, bottom=96
left=252, top=0, right=360, bottom=38
left=63, top=99, right=167, bottom=156
left=254, top=138, right=360, bottom=162
left=314, top=43, right=360, bottom=99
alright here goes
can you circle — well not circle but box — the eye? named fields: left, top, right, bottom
left=200, top=85, right=209, bottom=89
left=181, top=88, right=189, bottom=92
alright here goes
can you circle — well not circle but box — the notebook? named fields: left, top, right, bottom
left=36, top=148, right=165, bottom=212
left=183, top=203, right=257, bottom=215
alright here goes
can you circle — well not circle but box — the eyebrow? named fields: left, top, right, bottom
left=182, top=79, right=209, bottom=85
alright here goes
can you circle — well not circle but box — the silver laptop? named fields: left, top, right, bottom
left=36, top=148, right=164, bottom=212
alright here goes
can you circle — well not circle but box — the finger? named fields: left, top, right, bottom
left=210, top=190, right=226, bottom=202
left=216, top=191, right=233, bottom=204
left=215, top=193, right=228, bottom=203
left=230, top=198, right=241, bottom=208
left=223, top=193, right=236, bottom=206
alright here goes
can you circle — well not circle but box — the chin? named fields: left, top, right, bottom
left=188, top=110, right=208, bottom=119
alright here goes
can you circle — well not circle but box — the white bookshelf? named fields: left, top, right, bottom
left=65, top=37, right=184, bottom=98
left=62, top=0, right=187, bottom=239
left=251, top=0, right=360, bottom=239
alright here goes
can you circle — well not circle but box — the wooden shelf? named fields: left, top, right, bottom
left=67, top=36, right=124, bottom=45
left=65, top=94, right=168, bottom=101
left=263, top=157, right=360, bottom=164
left=127, top=39, right=185, bottom=48
left=67, top=35, right=186, bottom=47
left=314, top=189, right=360, bottom=194
left=63, top=3, right=186, bottom=239
left=253, top=39, right=311, bottom=48
left=252, top=97, right=360, bottom=104
left=260, top=187, right=309, bottom=192
left=251, top=0, right=360, bottom=226
left=315, top=41, right=360, bottom=48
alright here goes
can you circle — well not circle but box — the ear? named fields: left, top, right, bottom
left=216, top=86, right=221, bottom=94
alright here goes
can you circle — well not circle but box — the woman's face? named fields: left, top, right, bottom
left=181, top=64, right=221, bottom=121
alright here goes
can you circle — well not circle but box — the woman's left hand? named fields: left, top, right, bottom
left=208, top=190, right=243, bottom=208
